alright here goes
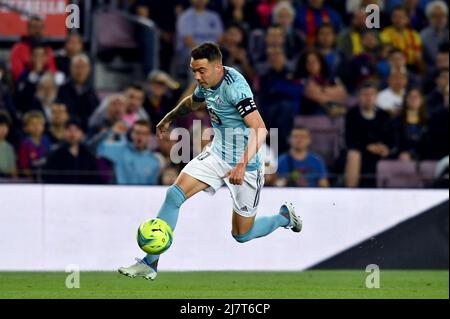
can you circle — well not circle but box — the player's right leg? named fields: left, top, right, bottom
left=118, top=172, right=209, bottom=280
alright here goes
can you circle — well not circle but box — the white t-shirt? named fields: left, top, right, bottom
left=376, top=88, right=405, bottom=113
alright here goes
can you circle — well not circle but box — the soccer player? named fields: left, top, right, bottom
left=119, top=42, right=302, bottom=280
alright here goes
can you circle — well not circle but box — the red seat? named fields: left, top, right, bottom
left=377, top=160, right=423, bottom=188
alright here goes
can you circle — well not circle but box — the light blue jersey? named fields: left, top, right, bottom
left=193, top=66, right=263, bottom=171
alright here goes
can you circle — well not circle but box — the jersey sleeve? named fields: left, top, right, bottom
left=192, top=85, right=205, bottom=102
left=226, top=77, right=257, bottom=118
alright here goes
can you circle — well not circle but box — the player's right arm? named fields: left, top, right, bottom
left=156, top=93, right=205, bottom=139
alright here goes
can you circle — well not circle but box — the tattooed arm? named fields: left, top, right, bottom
left=156, top=95, right=205, bottom=139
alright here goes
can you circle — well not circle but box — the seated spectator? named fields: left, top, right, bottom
left=122, top=83, right=149, bottom=128
left=315, top=23, right=347, bottom=80
left=57, top=54, right=99, bottom=130
left=258, top=46, right=300, bottom=154
left=376, top=71, right=408, bottom=116
left=420, top=1, right=449, bottom=69
left=404, top=0, right=427, bottom=31
left=0, top=111, right=17, bottom=179
left=54, top=32, right=84, bottom=80
left=97, top=120, right=161, bottom=185
left=423, top=42, right=449, bottom=91
left=160, top=164, right=181, bottom=186
left=388, top=87, right=428, bottom=161
left=15, top=44, right=52, bottom=111
left=256, top=0, right=278, bottom=28
left=379, top=48, right=421, bottom=88
left=296, top=0, right=343, bottom=46
left=143, top=70, right=179, bottom=131
left=272, top=1, right=304, bottom=63
left=174, top=0, right=224, bottom=81
left=43, top=119, right=100, bottom=184
left=9, top=17, right=57, bottom=82
left=253, top=24, right=290, bottom=71
left=380, top=5, right=423, bottom=72
left=348, top=30, right=382, bottom=93
left=426, top=67, right=449, bottom=115
left=27, top=73, right=58, bottom=121
left=424, top=84, right=449, bottom=160
left=18, top=111, right=51, bottom=180
left=88, top=94, right=127, bottom=135
left=46, top=103, right=70, bottom=148
left=222, top=0, right=260, bottom=32
left=337, top=9, right=368, bottom=59
left=344, top=82, right=391, bottom=187
left=220, top=23, right=255, bottom=81
left=276, top=126, right=329, bottom=187
left=294, top=48, right=347, bottom=116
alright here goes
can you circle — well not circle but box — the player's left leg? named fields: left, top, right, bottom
left=227, top=168, right=302, bottom=243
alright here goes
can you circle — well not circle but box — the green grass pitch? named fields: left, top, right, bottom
left=0, top=271, right=448, bottom=299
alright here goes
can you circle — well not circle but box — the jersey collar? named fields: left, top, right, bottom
left=209, top=67, right=227, bottom=91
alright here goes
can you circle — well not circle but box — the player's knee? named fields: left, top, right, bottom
left=166, top=184, right=186, bottom=207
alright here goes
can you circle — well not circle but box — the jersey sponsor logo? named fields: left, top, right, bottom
left=207, top=107, right=222, bottom=125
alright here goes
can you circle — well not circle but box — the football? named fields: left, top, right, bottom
left=137, top=218, right=174, bottom=255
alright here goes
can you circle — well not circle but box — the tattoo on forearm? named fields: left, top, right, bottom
left=167, top=98, right=194, bottom=121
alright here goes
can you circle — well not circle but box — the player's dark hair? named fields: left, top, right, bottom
left=191, top=42, right=223, bottom=62
left=0, top=110, right=12, bottom=127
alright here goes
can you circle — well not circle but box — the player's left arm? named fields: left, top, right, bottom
left=223, top=103, right=268, bottom=185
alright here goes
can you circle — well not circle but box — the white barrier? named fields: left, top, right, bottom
left=0, top=184, right=448, bottom=271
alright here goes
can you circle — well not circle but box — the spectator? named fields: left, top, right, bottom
left=272, top=1, right=304, bottom=63
left=376, top=71, right=408, bottom=115
left=143, top=70, right=180, bottom=131
left=220, top=23, right=255, bottom=81
left=259, top=46, right=300, bottom=154
left=222, top=0, right=260, bottom=31
left=46, top=103, right=70, bottom=148
left=9, top=17, right=57, bottom=82
left=276, top=126, right=329, bottom=187
left=379, top=48, right=421, bottom=88
left=426, top=67, right=449, bottom=115
left=348, top=30, right=382, bottom=93
left=424, top=84, right=449, bottom=160
left=160, top=164, right=181, bottom=185
left=380, top=5, right=423, bottom=72
left=17, top=111, right=51, bottom=180
left=122, top=83, right=149, bottom=127
left=27, top=73, right=58, bottom=121
left=315, top=23, right=347, bottom=80
left=256, top=0, right=278, bottom=28
left=97, top=120, right=161, bottom=185
left=57, top=54, right=99, bottom=130
left=421, top=1, right=449, bottom=70
left=132, top=0, right=180, bottom=72
left=54, top=32, right=85, bottom=80
left=88, top=94, right=127, bottom=135
left=344, top=82, right=391, bottom=187
left=43, top=119, right=100, bottom=184
left=423, top=43, right=449, bottom=93
left=174, top=0, right=224, bottom=81
left=337, top=9, right=368, bottom=59
left=389, top=87, right=428, bottom=161
left=253, top=24, right=290, bottom=70
left=0, top=111, right=17, bottom=179
left=404, top=0, right=427, bottom=31
left=294, top=48, right=347, bottom=116
left=296, top=0, right=343, bottom=46
left=15, top=44, right=51, bottom=112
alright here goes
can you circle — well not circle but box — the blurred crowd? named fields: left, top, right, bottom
left=0, top=0, right=448, bottom=188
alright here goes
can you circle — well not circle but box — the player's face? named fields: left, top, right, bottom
left=190, top=58, right=222, bottom=89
